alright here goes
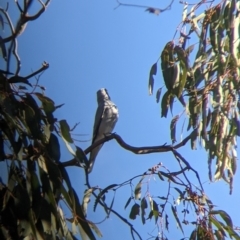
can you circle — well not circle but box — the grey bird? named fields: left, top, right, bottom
left=88, top=88, right=119, bottom=173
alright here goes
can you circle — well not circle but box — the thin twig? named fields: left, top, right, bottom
left=114, top=0, right=174, bottom=13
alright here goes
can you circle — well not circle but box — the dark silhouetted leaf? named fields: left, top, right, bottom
left=150, top=62, right=157, bottom=75
left=156, top=88, right=162, bottom=103
left=171, top=205, right=184, bottom=233
left=47, top=133, right=60, bottom=162
left=129, top=203, right=140, bottom=220
left=8, top=76, right=32, bottom=87
left=0, top=36, right=7, bottom=60
left=124, top=197, right=132, bottom=209
left=185, top=44, right=195, bottom=56
left=0, top=14, right=4, bottom=30
left=23, top=103, right=42, bottom=138
left=189, top=229, right=197, bottom=240
left=174, top=187, right=184, bottom=199
left=0, top=135, right=5, bottom=161
left=161, top=91, right=171, bottom=118
left=107, top=194, right=115, bottom=216
left=141, top=198, right=147, bottom=224
left=158, top=171, right=164, bottom=181
left=18, top=85, right=27, bottom=90
left=165, top=214, right=169, bottom=231
left=76, top=146, right=88, bottom=166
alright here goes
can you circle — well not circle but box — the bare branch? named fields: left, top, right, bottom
left=115, top=0, right=174, bottom=14
left=25, top=61, right=49, bottom=79
left=61, top=128, right=197, bottom=167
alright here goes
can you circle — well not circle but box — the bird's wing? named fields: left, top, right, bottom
left=92, top=102, right=105, bottom=143
left=88, top=102, right=106, bottom=173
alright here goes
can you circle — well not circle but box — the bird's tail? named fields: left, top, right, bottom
left=87, top=144, right=103, bottom=173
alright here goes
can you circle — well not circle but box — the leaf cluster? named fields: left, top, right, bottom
left=149, top=0, right=240, bottom=192
left=0, top=1, right=97, bottom=239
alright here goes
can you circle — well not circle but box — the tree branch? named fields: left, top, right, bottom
left=61, top=128, right=198, bottom=167
left=114, top=0, right=174, bottom=14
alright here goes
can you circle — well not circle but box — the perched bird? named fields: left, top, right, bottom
left=88, top=88, right=119, bottom=173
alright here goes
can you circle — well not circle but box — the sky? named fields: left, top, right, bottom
left=1, top=0, right=240, bottom=239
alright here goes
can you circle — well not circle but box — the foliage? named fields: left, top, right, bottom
left=148, top=0, right=240, bottom=193
left=0, top=0, right=240, bottom=240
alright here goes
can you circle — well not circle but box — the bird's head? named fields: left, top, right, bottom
left=97, top=88, right=111, bottom=102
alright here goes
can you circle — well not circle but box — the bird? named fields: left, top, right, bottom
left=87, top=88, right=119, bottom=173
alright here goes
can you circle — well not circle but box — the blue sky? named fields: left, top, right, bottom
left=1, top=0, right=240, bottom=239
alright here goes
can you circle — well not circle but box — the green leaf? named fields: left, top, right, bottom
left=189, top=229, right=197, bottom=240
left=161, top=41, right=175, bottom=91
left=165, top=214, right=169, bottom=231
left=210, top=216, right=224, bottom=231
left=23, top=103, right=42, bottom=138
left=82, top=188, right=93, bottom=217
left=161, top=91, right=171, bottom=118
left=158, top=171, right=164, bottom=181
left=71, top=189, right=96, bottom=240
left=152, top=200, right=159, bottom=223
left=148, top=63, right=157, bottom=95
left=35, top=92, right=55, bottom=114
left=174, top=187, right=184, bottom=199
left=60, top=119, right=73, bottom=143
left=46, top=133, right=61, bottom=162
left=76, top=146, right=88, bottom=166
left=88, top=221, right=103, bottom=238
left=170, top=115, right=179, bottom=144
left=42, top=124, right=51, bottom=143
left=78, top=223, right=88, bottom=240
left=25, top=93, right=42, bottom=120
left=150, top=62, right=157, bottom=75
left=134, top=182, right=141, bottom=200
left=129, top=203, right=140, bottom=220
left=156, top=88, right=162, bottom=103
left=0, top=36, right=7, bottom=60
left=148, top=75, right=154, bottom=95
left=141, top=197, right=148, bottom=210
left=185, top=44, right=195, bottom=56
left=210, top=210, right=233, bottom=228
left=141, top=197, right=148, bottom=224
left=27, top=161, right=41, bottom=201
left=124, top=196, right=132, bottom=209
left=171, top=205, right=184, bottom=233
left=214, top=229, right=225, bottom=240
left=60, top=184, right=73, bottom=209
left=107, top=194, right=115, bottom=217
